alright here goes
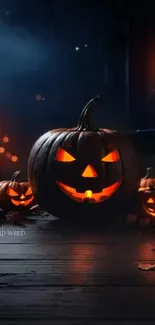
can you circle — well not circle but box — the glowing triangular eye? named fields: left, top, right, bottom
left=25, top=187, right=32, bottom=195
left=7, top=187, right=18, bottom=196
left=101, top=149, right=120, bottom=162
left=147, top=197, right=154, bottom=203
left=55, top=148, right=75, bottom=162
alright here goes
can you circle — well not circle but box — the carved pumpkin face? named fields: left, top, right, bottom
left=7, top=184, right=34, bottom=207
left=0, top=171, right=34, bottom=210
left=28, top=96, right=140, bottom=218
left=54, top=145, right=122, bottom=203
left=138, top=168, right=155, bottom=218
left=141, top=189, right=155, bottom=217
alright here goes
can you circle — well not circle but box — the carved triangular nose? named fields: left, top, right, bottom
left=81, top=164, right=98, bottom=178
left=20, top=194, right=26, bottom=199
left=147, top=197, right=154, bottom=203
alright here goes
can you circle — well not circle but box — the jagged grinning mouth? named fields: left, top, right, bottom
left=11, top=196, right=34, bottom=206
left=56, top=181, right=122, bottom=203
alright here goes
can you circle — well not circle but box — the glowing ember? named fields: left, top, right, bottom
left=2, top=136, right=9, bottom=143
left=11, top=155, right=18, bottom=162
left=0, top=147, right=5, bottom=153
left=0, top=133, right=19, bottom=164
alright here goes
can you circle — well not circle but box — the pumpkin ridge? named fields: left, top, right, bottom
left=28, top=132, right=60, bottom=189
left=140, top=167, right=155, bottom=189
left=32, top=131, right=69, bottom=198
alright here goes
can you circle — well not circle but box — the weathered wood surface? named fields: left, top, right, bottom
left=1, top=218, right=155, bottom=324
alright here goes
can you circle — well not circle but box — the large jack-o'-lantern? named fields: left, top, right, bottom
left=0, top=170, right=34, bottom=211
left=28, top=96, right=140, bottom=219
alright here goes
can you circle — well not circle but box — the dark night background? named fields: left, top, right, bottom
left=0, top=0, right=155, bottom=178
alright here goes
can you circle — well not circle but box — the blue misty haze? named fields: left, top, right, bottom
left=0, top=0, right=148, bottom=175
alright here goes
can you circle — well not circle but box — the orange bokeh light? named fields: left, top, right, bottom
left=3, top=136, right=9, bottom=143
left=11, top=155, right=18, bottom=162
left=0, top=147, right=5, bottom=153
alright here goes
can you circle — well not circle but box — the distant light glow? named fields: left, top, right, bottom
left=84, top=44, right=88, bottom=47
left=75, top=46, right=80, bottom=51
left=36, top=94, right=42, bottom=100
left=3, top=136, right=9, bottom=143
left=11, top=155, right=18, bottom=162
left=0, top=147, right=5, bottom=153
left=6, top=152, right=12, bottom=158
left=36, top=94, right=45, bottom=101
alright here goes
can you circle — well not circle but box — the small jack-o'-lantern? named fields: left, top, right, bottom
left=126, top=168, right=155, bottom=229
left=28, top=95, right=140, bottom=219
left=141, top=186, right=155, bottom=217
left=128, top=167, right=155, bottom=228
left=138, top=167, right=155, bottom=218
left=0, top=171, right=34, bottom=211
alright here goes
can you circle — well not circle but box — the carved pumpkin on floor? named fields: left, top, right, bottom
left=127, top=168, right=155, bottom=228
left=140, top=186, right=155, bottom=218
left=138, top=167, right=155, bottom=225
left=28, top=95, right=140, bottom=219
left=0, top=170, right=35, bottom=211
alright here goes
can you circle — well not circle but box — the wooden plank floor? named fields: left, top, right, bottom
left=1, top=216, right=155, bottom=324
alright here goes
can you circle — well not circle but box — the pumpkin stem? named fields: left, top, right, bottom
left=76, top=95, right=101, bottom=131
left=10, top=170, right=21, bottom=182
left=145, top=167, right=154, bottom=178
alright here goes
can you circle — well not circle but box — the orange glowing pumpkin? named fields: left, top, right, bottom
left=139, top=167, right=155, bottom=191
left=138, top=167, right=155, bottom=218
left=28, top=95, right=140, bottom=219
left=0, top=170, right=34, bottom=211
left=127, top=168, right=155, bottom=228
left=140, top=187, right=155, bottom=218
